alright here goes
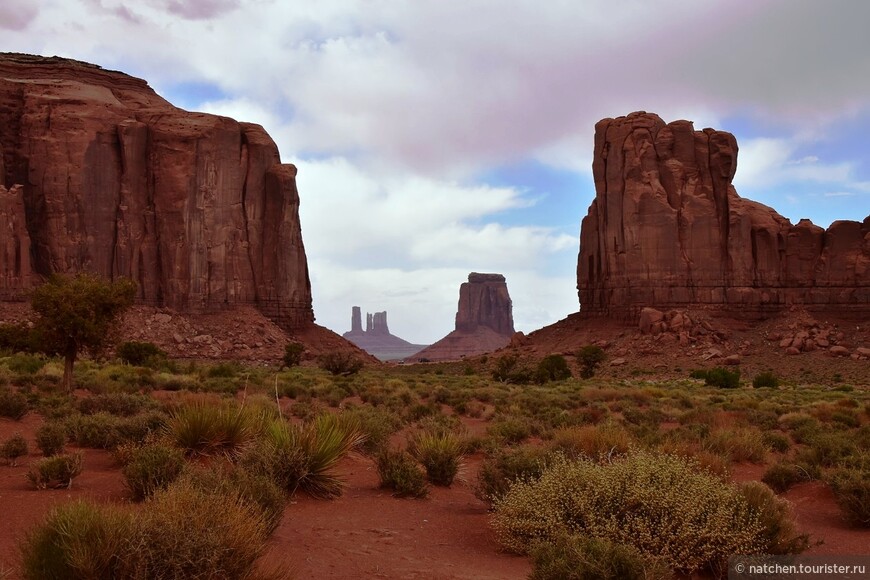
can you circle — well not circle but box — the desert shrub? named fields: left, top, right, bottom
left=409, top=430, right=464, bottom=486
left=778, top=412, right=817, bottom=432
left=282, top=342, right=304, bottom=368
left=6, top=353, right=46, bottom=375
left=318, top=352, right=363, bottom=376
left=704, top=367, right=740, bottom=389
left=704, top=427, right=767, bottom=463
left=376, top=449, right=429, bottom=498
left=117, top=341, right=166, bottom=368
left=20, top=500, right=133, bottom=580
left=205, top=361, right=242, bottom=379
left=487, top=417, right=533, bottom=445
left=491, top=451, right=795, bottom=575
left=549, top=422, right=633, bottom=460
left=475, top=445, right=551, bottom=505
left=76, top=392, right=156, bottom=416
left=65, top=413, right=122, bottom=449
left=35, top=422, right=67, bottom=456
left=689, top=369, right=709, bottom=380
left=752, top=372, right=779, bottom=389
left=827, top=466, right=870, bottom=527
left=130, top=480, right=271, bottom=579
left=796, top=431, right=858, bottom=468
left=167, top=403, right=260, bottom=456
left=738, top=481, right=809, bottom=554
left=249, top=414, right=364, bottom=498
left=27, top=453, right=84, bottom=489
left=0, top=322, right=36, bottom=353
left=536, top=355, right=571, bottom=383
left=529, top=533, right=673, bottom=580
left=762, top=431, right=791, bottom=454
left=576, top=345, right=605, bottom=379
left=338, top=406, right=403, bottom=455
left=0, top=432, right=28, bottom=466
left=762, top=462, right=808, bottom=494
left=122, top=443, right=186, bottom=500
left=491, top=354, right=519, bottom=382
left=0, top=386, right=29, bottom=419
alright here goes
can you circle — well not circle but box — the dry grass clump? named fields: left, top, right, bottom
left=35, top=422, right=66, bottom=456
left=376, top=449, right=429, bottom=498
left=704, top=426, right=768, bottom=464
left=475, top=445, right=552, bottom=505
left=738, top=481, right=809, bottom=554
left=121, top=442, right=185, bottom=500
left=27, top=453, right=84, bottom=489
left=167, top=402, right=260, bottom=456
left=549, top=422, right=633, bottom=460
left=0, top=386, right=28, bottom=419
left=492, top=451, right=804, bottom=576
left=409, top=430, right=465, bottom=486
left=0, top=432, right=28, bottom=466
left=529, top=533, right=673, bottom=580
left=827, top=464, right=870, bottom=527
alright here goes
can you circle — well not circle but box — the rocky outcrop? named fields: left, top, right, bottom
left=0, top=53, right=312, bottom=330
left=342, top=307, right=427, bottom=361
left=413, top=273, right=515, bottom=361
left=577, top=111, right=870, bottom=321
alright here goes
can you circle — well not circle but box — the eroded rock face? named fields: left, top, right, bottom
left=0, top=53, right=312, bottom=330
left=342, top=307, right=427, bottom=361
left=578, top=111, right=870, bottom=320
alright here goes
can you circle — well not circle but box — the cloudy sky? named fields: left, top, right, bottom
left=2, top=0, right=869, bottom=344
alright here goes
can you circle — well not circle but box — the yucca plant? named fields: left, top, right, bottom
left=167, top=403, right=260, bottom=457
left=409, top=430, right=464, bottom=486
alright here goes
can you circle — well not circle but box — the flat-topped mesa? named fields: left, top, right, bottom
left=577, top=111, right=870, bottom=321
left=0, top=53, right=313, bottom=330
left=456, top=272, right=514, bottom=335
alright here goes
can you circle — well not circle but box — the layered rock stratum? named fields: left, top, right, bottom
left=342, top=307, right=427, bottom=361
left=0, top=53, right=312, bottom=331
left=413, top=273, right=515, bottom=361
left=577, top=111, right=870, bottom=321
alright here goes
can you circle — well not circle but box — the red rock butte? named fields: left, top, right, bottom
left=577, top=111, right=870, bottom=321
left=0, top=53, right=312, bottom=331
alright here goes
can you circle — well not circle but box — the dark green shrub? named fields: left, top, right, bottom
left=122, top=443, right=186, bottom=500
left=827, top=467, right=870, bottom=527
left=376, top=449, right=429, bottom=498
left=536, top=355, right=571, bottom=383
left=761, top=462, right=806, bottom=494
left=529, top=533, right=673, bottom=580
left=0, top=432, right=28, bottom=466
left=282, top=342, right=304, bottom=368
left=317, top=352, right=363, bottom=376
left=576, top=345, right=605, bottom=379
left=76, top=392, right=156, bottom=416
left=65, top=413, right=122, bottom=449
left=20, top=500, right=132, bottom=580
left=704, top=367, right=740, bottom=389
left=116, top=341, right=166, bottom=368
left=0, top=386, right=29, bottom=419
left=6, top=353, right=46, bottom=375
left=752, top=372, right=779, bottom=389
left=0, top=322, right=36, bottom=352
left=689, top=369, right=708, bottom=380
left=475, top=445, right=551, bottom=505
left=205, top=362, right=241, bottom=379
left=35, top=422, right=67, bottom=456
left=27, top=453, right=84, bottom=489
left=762, top=432, right=791, bottom=454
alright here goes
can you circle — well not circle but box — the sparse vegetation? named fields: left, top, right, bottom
left=122, top=442, right=186, bottom=500
left=409, top=430, right=464, bottom=486
left=753, top=371, right=779, bottom=389
left=576, top=345, right=605, bottom=379
left=35, top=422, right=67, bottom=456
left=318, top=351, right=364, bottom=376
left=0, top=386, right=29, bottom=419
left=282, top=342, right=304, bottom=368
left=0, top=432, right=28, bottom=466
left=117, top=341, right=167, bottom=368
left=27, top=453, right=84, bottom=489
left=376, top=449, right=429, bottom=498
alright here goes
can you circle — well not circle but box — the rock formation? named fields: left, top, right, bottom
left=413, top=273, right=515, bottom=361
left=342, top=307, right=427, bottom=361
left=0, top=53, right=312, bottom=330
left=577, top=111, right=870, bottom=321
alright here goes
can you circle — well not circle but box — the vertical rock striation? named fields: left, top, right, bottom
left=577, top=111, right=870, bottom=320
left=0, top=53, right=312, bottom=330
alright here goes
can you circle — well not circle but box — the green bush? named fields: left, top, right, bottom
left=318, top=352, right=363, bottom=376
left=27, top=453, right=84, bottom=489
left=76, top=392, right=156, bottom=417
left=20, top=500, right=133, bottom=580
left=6, top=353, right=46, bottom=375
left=827, top=466, right=870, bottom=527
left=65, top=413, right=123, bottom=449
left=409, top=430, right=464, bottom=486
left=491, top=451, right=803, bottom=575
left=282, top=342, right=304, bottom=368
left=487, top=417, right=533, bottom=445
left=116, top=341, right=166, bottom=368
left=536, top=355, right=571, bottom=383
left=338, top=406, right=403, bottom=455
left=0, top=386, right=29, bottom=419
left=704, top=367, right=740, bottom=389
left=0, top=432, right=28, bottom=466
left=475, top=446, right=551, bottom=505
left=762, top=431, right=791, bottom=454
left=762, top=462, right=808, bottom=494
left=738, top=481, right=809, bottom=554
left=529, top=533, right=673, bottom=580
left=167, top=403, right=260, bottom=456
left=576, top=345, right=605, bottom=379
left=35, top=422, right=67, bottom=456
left=376, top=449, right=429, bottom=498
left=0, top=322, right=36, bottom=353
left=752, top=372, right=779, bottom=389
left=122, top=443, right=186, bottom=500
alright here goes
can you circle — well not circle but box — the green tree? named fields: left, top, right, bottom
left=576, top=345, right=606, bottom=379
left=30, top=274, right=136, bottom=391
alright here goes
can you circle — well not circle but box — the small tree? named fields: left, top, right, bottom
left=283, top=342, right=304, bottom=368
left=30, top=274, right=136, bottom=391
left=576, top=345, right=605, bottom=379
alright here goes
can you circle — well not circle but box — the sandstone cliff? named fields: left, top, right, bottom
left=577, top=111, right=870, bottom=320
left=413, top=273, right=515, bottom=361
left=0, top=53, right=312, bottom=330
